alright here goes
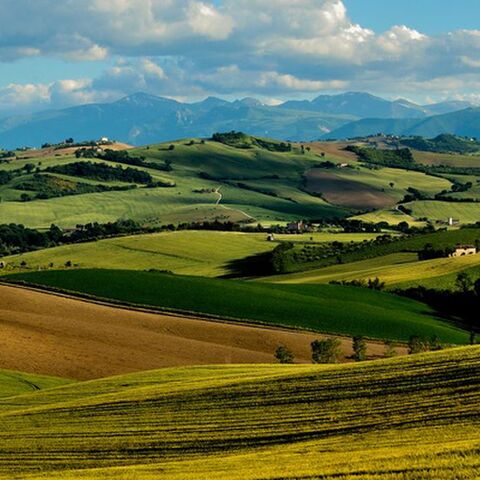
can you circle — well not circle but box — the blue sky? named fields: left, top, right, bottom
left=0, top=0, right=479, bottom=116
left=344, top=0, right=480, bottom=34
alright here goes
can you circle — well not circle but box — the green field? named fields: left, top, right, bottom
left=4, top=269, right=468, bottom=343
left=0, top=139, right=348, bottom=228
left=0, top=369, right=72, bottom=398
left=0, top=137, right=465, bottom=229
left=1, top=230, right=385, bottom=277
left=408, top=200, right=480, bottom=224
left=0, top=346, right=478, bottom=479
left=267, top=251, right=480, bottom=289
left=413, top=149, right=480, bottom=167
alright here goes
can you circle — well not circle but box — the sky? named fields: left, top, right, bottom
left=0, top=0, right=480, bottom=116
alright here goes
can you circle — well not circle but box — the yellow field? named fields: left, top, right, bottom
left=0, top=346, right=478, bottom=479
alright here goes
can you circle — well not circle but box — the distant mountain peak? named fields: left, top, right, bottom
left=115, top=92, right=178, bottom=107
left=235, top=97, right=263, bottom=107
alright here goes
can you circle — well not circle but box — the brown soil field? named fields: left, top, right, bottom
left=305, top=141, right=359, bottom=162
left=0, top=285, right=405, bottom=380
left=16, top=142, right=133, bottom=160
left=305, top=170, right=396, bottom=210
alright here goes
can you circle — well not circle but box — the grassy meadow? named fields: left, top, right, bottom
left=0, top=346, right=477, bottom=479
left=5, top=269, right=469, bottom=343
left=0, top=369, right=72, bottom=398
left=267, top=251, right=480, bottom=289
left=1, top=230, right=384, bottom=277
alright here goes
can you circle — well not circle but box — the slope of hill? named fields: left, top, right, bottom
left=0, top=368, right=72, bottom=398
left=0, top=230, right=381, bottom=277
left=0, top=347, right=478, bottom=479
left=4, top=269, right=469, bottom=344
left=0, top=283, right=348, bottom=380
left=0, top=137, right=350, bottom=228
left=328, top=107, right=480, bottom=139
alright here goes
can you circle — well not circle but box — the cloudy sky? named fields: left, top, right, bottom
left=1, top=0, right=480, bottom=116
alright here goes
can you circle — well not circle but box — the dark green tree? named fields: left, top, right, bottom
left=352, top=336, right=367, bottom=362
left=274, top=345, right=295, bottom=364
left=311, top=338, right=341, bottom=364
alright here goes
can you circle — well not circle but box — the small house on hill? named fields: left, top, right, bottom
left=287, top=221, right=305, bottom=233
left=451, top=245, right=477, bottom=257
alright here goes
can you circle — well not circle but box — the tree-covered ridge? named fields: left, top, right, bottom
left=46, top=161, right=154, bottom=184
left=402, top=134, right=480, bottom=154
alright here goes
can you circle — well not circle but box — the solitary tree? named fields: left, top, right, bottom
left=384, top=340, right=397, bottom=358
left=274, top=345, right=295, bottom=364
left=429, top=336, right=442, bottom=351
left=352, top=336, right=367, bottom=362
left=311, top=338, right=341, bottom=364
left=168, top=144, right=175, bottom=151
left=470, top=331, right=477, bottom=345
left=408, top=335, right=425, bottom=355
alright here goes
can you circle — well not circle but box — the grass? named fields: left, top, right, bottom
left=0, top=346, right=478, bottom=479
left=0, top=369, right=72, bottom=398
left=4, top=269, right=469, bottom=343
left=1, top=231, right=385, bottom=277
left=0, top=139, right=348, bottom=228
left=413, top=149, right=480, bottom=168
left=267, top=251, right=480, bottom=290
left=408, top=200, right=480, bottom=224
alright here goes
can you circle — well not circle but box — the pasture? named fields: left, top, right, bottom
left=4, top=269, right=469, bottom=343
left=0, top=368, right=71, bottom=398
left=267, top=251, right=480, bottom=289
left=0, top=347, right=477, bottom=479
left=408, top=200, right=480, bottom=224
left=2, top=230, right=385, bottom=277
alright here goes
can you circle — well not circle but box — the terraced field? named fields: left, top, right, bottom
left=0, top=347, right=478, bottom=479
left=1, top=230, right=384, bottom=276
left=5, top=269, right=469, bottom=343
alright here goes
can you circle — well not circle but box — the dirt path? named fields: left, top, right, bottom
left=214, top=186, right=255, bottom=221
left=0, top=285, right=406, bottom=380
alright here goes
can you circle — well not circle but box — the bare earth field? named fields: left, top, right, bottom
left=0, top=285, right=403, bottom=380
left=305, top=170, right=396, bottom=209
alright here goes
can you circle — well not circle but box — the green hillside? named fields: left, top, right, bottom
left=0, top=135, right=462, bottom=229
left=0, top=230, right=381, bottom=277
left=0, top=347, right=478, bottom=479
left=5, top=269, right=468, bottom=343
left=0, top=369, right=72, bottom=398
left=0, top=138, right=348, bottom=228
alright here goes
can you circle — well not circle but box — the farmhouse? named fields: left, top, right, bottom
left=451, top=245, right=477, bottom=257
left=286, top=221, right=305, bottom=233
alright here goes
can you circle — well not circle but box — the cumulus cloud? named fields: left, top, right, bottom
left=0, top=0, right=480, bottom=110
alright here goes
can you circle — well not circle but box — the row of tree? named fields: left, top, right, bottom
left=274, top=334, right=445, bottom=365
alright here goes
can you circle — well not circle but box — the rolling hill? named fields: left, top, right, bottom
left=4, top=269, right=469, bottom=344
left=0, top=346, right=477, bottom=479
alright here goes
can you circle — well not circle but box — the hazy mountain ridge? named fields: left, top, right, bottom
left=0, top=92, right=475, bottom=148
left=327, top=107, right=480, bottom=139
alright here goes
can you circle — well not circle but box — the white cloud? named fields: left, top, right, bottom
left=0, top=0, right=480, bottom=107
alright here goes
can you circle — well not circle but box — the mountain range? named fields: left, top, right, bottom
left=0, top=92, right=477, bottom=148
